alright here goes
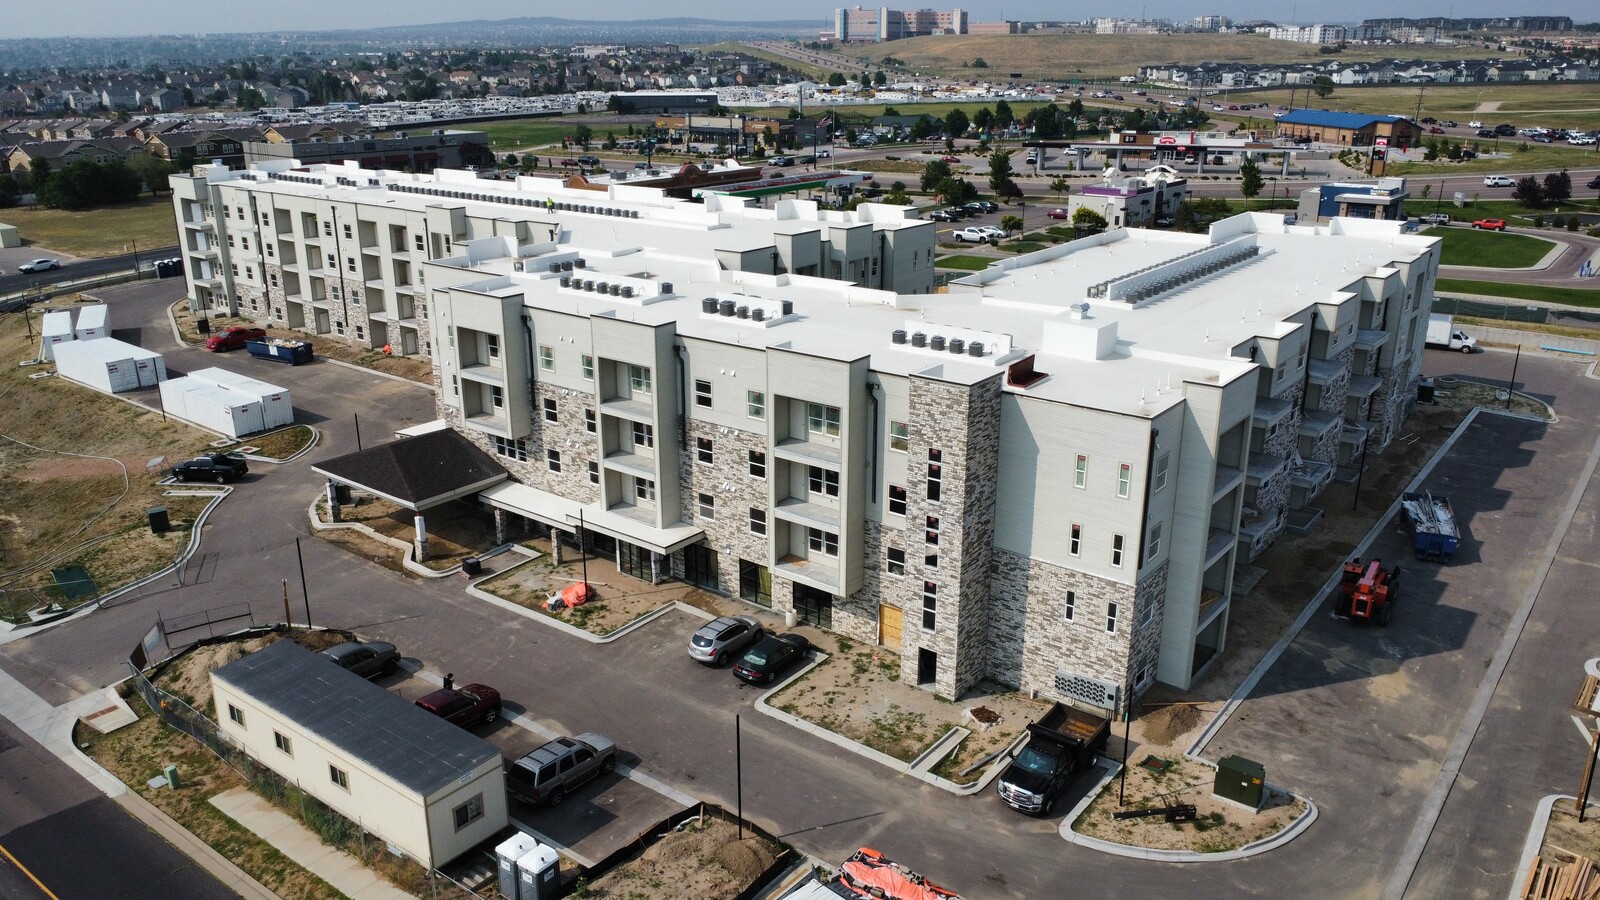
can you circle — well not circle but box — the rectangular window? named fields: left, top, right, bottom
left=747, top=390, right=766, bottom=419
left=926, top=451, right=942, bottom=502
left=748, top=450, right=766, bottom=478
left=1154, top=452, right=1169, bottom=492
left=922, top=581, right=937, bottom=630
left=543, top=397, right=558, bottom=422
left=588, top=461, right=599, bottom=484
left=343, top=223, right=352, bottom=239
left=925, top=515, right=940, bottom=546
left=628, top=364, right=651, bottom=395
left=452, top=794, right=484, bottom=831
left=1075, top=454, right=1088, bottom=489
left=580, top=354, right=594, bottom=380
left=274, top=731, right=293, bottom=755
left=1064, top=590, right=1077, bottom=621
left=806, top=403, right=841, bottom=437
left=749, top=507, right=767, bottom=535
left=632, top=421, right=654, bottom=449
left=1118, top=464, right=1132, bottom=499
left=329, top=765, right=349, bottom=790
left=546, top=449, right=561, bottom=473
left=888, top=485, right=907, bottom=517
left=346, top=257, right=356, bottom=273
left=1112, top=533, right=1125, bottom=568
left=807, top=466, right=840, bottom=497
left=1148, top=523, right=1162, bottom=560
left=228, top=704, right=245, bottom=726
left=886, top=547, right=906, bottom=576
left=414, top=234, right=425, bottom=252
left=1106, top=601, right=1119, bottom=634
left=486, top=334, right=499, bottom=359
left=584, top=408, right=596, bottom=433
left=889, top=420, right=909, bottom=452
left=807, top=527, right=839, bottom=556
left=635, top=478, right=655, bottom=502
left=694, top=379, right=712, bottom=408
left=1070, top=524, right=1082, bottom=557
left=491, top=386, right=504, bottom=409
left=698, top=493, right=715, bottom=520
left=1139, top=595, right=1155, bottom=628
left=539, top=345, right=554, bottom=372
left=696, top=437, right=714, bottom=465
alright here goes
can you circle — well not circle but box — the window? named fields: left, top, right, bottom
left=749, top=507, right=767, bottom=535
left=1070, top=524, right=1082, bottom=557
left=922, top=581, right=937, bottom=630
left=543, top=397, right=558, bottom=422
left=926, top=450, right=942, bottom=502
left=1154, top=452, right=1169, bottom=492
left=343, top=223, right=353, bottom=239
left=539, top=345, right=554, bottom=372
left=546, top=449, right=561, bottom=473
left=807, top=466, right=839, bottom=497
left=346, top=257, right=356, bottom=273
left=1139, top=594, right=1156, bottom=628
left=748, top=450, right=766, bottom=478
left=631, top=421, right=654, bottom=449
left=414, top=233, right=425, bottom=252
left=581, top=354, right=594, bottom=380
left=695, top=379, right=712, bottom=408
left=585, top=408, right=596, bottom=433
left=888, top=485, right=907, bottom=517
left=227, top=705, right=245, bottom=726
left=1074, top=455, right=1088, bottom=489
left=452, top=794, right=484, bottom=831
left=274, top=731, right=293, bottom=755
left=1112, top=533, right=1125, bottom=568
left=889, top=420, right=909, bottom=452
left=886, top=547, right=906, bottom=576
left=1118, top=464, right=1132, bottom=499
left=588, top=461, right=599, bottom=484
left=635, top=478, right=655, bottom=502
left=1064, top=590, right=1077, bottom=621
left=628, top=364, right=651, bottom=395
left=747, top=390, right=766, bottom=419
left=486, top=334, right=499, bottom=359
left=696, top=437, right=714, bottom=465
left=1106, top=601, right=1119, bottom=634
left=1148, top=522, right=1162, bottom=560
left=492, top=436, right=528, bottom=461
left=490, top=386, right=504, bottom=409
left=329, top=765, right=349, bottom=790
left=1137, top=662, right=1156, bottom=691
left=698, top=493, right=715, bottom=520
left=806, top=403, right=841, bottom=437
left=807, top=527, right=839, bottom=556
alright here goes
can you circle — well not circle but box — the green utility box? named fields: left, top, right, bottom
left=1214, top=755, right=1265, bottom=810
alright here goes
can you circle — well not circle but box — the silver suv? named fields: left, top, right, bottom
left=688, top=615, right=765, bottom=666
left=506, top=734, right=618, bottom=806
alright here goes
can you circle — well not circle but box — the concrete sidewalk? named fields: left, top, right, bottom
left=211, top=787, right=416, bottom=900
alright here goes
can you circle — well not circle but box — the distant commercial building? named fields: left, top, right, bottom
left=608, top=92, right=718, bottom=115
left=1276, top=109, right=1420, bottom=149
left=1297, top=177, right=1411, bottom=224
left=244, top=128, right=492, bottom=172
left=1066, top=166, right=1188, bottom=229
left=1267, top=24, right=1348, bottom=43
left=1192, top=15, right=1231, bottom=32
left=832, top=7, right=969, bottom=42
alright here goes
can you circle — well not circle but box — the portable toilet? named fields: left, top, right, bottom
left=516, top=843, right=561, bottom=900
left=494, top=833, right=540, bottom=900
left=39, top=310, right=74, bottom=361
left=74, top=304, right=108, bottom=341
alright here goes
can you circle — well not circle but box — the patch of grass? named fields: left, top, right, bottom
left=230, top=425, right=313, bottom=460
left=998, top=241, right=1046, bottom=254
left=473, top=118, right=596, bottom=151
left=1421, top=227, right=1556, bottom=268
left=935, top=254, right=995, bottom=271
left=0, top=197, right=178, bottom=258
left=1437, top=278, right=1600, bottom=308
left=848, top=159, right=928, bottom=174
left=1387, top=145, right=1595, bottom=177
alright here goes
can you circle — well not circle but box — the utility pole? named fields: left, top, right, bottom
left=1414, top=83, right=1425, bottom=124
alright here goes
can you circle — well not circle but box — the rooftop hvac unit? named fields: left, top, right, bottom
left=968, top=341, right=984, bottom=357
left=621, top=286, right=634, bottom=298
left=702, top=298, right=719, bottom=314
left=892, top=329, right=907, bottom=344
left=574, top=258, right=586, bottom=269
left=548, top=262, right=561, bottom=273
left=948, top=338, right=965, bottom=354
left=751, top=308, right=766, bottom=322
left=661, top=282, right=673, bottom=294
left=719, top=300, right=736, bottom=317
left=736, top=305, right=749, bottom=319
left=513, top=262, right=524, bottom=272
left=911, top=332, right=927, bottom=348
left=930, top=335, right=946, bottom=351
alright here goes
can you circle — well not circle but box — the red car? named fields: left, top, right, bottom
left=1047, top=208, right=1070, bottom=220
left=1471, top=218, right=1507, bottom=232
left=205, top=326, right=267, bottom=351
left=415, top=683, right=502, bottom=727
left=1428, top=126, right=1445, bottom=134
left=940, top=155, right=960, bottom=163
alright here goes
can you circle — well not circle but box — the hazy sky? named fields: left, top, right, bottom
left=7, top=1, right=1597, bottom=39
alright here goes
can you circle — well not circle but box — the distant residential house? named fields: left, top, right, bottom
left=69, top=120, right=120, bottom=140
left=262, top=123, right=362, bottom=144
left=146, top=128, right=262, bottom=167
left=266, top=85, right=310, bottom=109
left=5, top=137, right=147, bottom=175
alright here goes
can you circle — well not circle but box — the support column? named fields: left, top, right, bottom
left=325, top=480, right=342, bottom=523
left=552, top=533, right=564, bottom=564
left=649, top=552, right=661, bottom=585
left=493, top=508, right=509, bottom=545
left=413, top=515, right=429, bottom=562
left=1281, top=151, right=1291, bottom=177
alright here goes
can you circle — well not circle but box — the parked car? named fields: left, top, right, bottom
left=1570, top=136, right=1598, bottom=146
left=1483, top=175, right=1516, bottom=187
left=506, top=734, right=618, bottom=806
left=170, top=453, right=249, bottom=483
left=576, top=155, right=600, bottom=167
left=1152, top=217, right=1174, bottom=229
left=205, top=326, right=267, bottom=351
left=1531, top=134, right=1553, bottom=143
left=963, top=200, right=999, bottom=214
left=1468, top=120, right=1485, bottom=129
left=1476, top=129, right=1497, bottom=138
left=928, top=209, right=960, bottom=223
left=768, top=156, right=793, bottom=167
left=1471, top=218, right=1507, bottom=231
left=17, top=258, right=60, bottom=273
left=322, top=641, right=399, bottom=679
left=1587, top=176, right=1600, bottom=189
left=975, top=225, right=1010, bottom=241
left=688, top=615, right=765, bottom=666
left=732, top=633, right=811, bottom=685
left=940, top=155, right=960, bottom=163
left=1419, top=213, right=1452, bottom=226
left=414, top=683, right=502, bottom=727
left=953, top=226, right=996, bottom=243
left=1046, top=208, right=1071, bottom=220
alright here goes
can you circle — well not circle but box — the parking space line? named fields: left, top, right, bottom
left=1572, top=715, right=1593, bottom=743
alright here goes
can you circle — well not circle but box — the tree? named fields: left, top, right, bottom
left=920, top=158, right=953, bottom=192
left=828, top=73, right=847, bottom=87
left=1073, top=207, right=1108, bottom=232
left=502, top=153, right=519, bottom=168
left=1312, top=76, right=1335, bottom=99
left=972, top=58, right=989, bottom=68
left=1238, top=157, right=1264, bottom=207
left=35, top=158, right=142, bottom=210
left=1512, top=175, right=1545, bottom=207
left=0, top=177, right=20, bottom=209
left=988, top=149, right=1018, bottom=196
left=1031, top=104, right=1064, bottom=139
left=909, top=115, right=935, bottom=141
left=873, top=70, right=887, bottom=86
left=886, top=181, right=910, bottom=205
left=572, top=124, right=593, bottom=149
left=1544, top=169, right=1572, bottom=204
left=129, top=154, right=174, bottom=196
left=933, top=176, right=977, bottom=205
left=1067, top=98, right=1085, bottom=121
left=1049, top=177, right=1072, bottom=197
left=994, top=100, right=1014, bottom=128
left=972, top=108, right=994, bottom=133
left=1000, top=214, right=1023, bottom=235
left=237, top=87, right=266, bottom=110
left=944, top=108, right=969, bottom=140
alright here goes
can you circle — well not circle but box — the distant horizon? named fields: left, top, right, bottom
left=3, top=5, right=1596, bottom=41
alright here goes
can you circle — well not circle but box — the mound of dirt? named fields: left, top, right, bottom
left=589, top=816, right=781, bottom=900
left=713, top=837, right=777, bottom=882
left=1144, top=703, right=1203, bottom=747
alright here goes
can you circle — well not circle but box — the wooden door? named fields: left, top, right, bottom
left=878, top=605, right=903, bottom=647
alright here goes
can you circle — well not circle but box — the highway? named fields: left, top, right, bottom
left=0, top=247, right=177, bottom=298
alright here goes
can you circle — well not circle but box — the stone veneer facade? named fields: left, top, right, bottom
left=672, top=419, right=771, bottom=602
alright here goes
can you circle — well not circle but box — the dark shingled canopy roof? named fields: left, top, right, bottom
left=311, top=428, right=506, bottom=510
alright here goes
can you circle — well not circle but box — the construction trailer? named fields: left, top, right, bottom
left=52, top=338, right=166, bottom=394
left=186, top=367, right=293, bottom=431
left=159, top=377, right=266, bottom=438
left=39, top=310, right=74, bottom=361
left=73, top=304, right=109, bottom=341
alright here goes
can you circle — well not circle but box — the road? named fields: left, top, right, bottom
left=0, top=247, right=178, bottom=297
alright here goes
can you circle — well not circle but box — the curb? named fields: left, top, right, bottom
left=1508, top=795, right=1596, bottom=900
left=306, top=498, right=460, bottom=578
left=237, top=424, right=321, bottom=465
left=461, top=553, right=712, bottom=644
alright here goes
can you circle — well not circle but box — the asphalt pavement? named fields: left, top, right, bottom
left=0, top=247, right=177, bottom=297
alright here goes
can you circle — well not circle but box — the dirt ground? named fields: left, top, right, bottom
left=1540, top=802, right=1600, bottom=871
left=582, top=816, right=780, bottom=900
left=1073, top=754, right=1307, bottom=853
left=170, top=301, right=434, bottom=384
left=316, top=494, right=494, bottom=571
left=154, top=629, right=346, bottom=713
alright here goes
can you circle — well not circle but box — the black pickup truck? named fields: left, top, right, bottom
left=170, top=453, right=249, bottom=483
left=996, top=702, right=1110, bottom=816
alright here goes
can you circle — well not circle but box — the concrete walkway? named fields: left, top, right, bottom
left=211, top=787, right=416, bottom=900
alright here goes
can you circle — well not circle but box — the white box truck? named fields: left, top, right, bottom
left=39, top=310, right=74, bottom=361
left=73, top=304, right=108, bottom=341
left=1426, top=314, right=1478, bottom=353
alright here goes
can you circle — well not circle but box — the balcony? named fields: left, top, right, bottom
left=1299, top=409, right=1340, bottom=440
left=459, top=364, right=505, bottom=388
left=1204, top=528, right=1235, bottom=567
left=1348, top=374, right=1381, bottom=399
left=1245, top=452, right=1287, bottom=486
left=1212, top=465, right=1244, bottom=504
left=602, top=449, right=656, bottom=480
left=1306, top=358, right=1344, bottom=386
left=773, top=437, right=842, bottom=468
left=774, top=497, right=842, bottom=531
left=1354, top=328, right=1390, bottom=352
left=1338, top=421, right=1370, bottom=447
left=600, top=396, right=654, bottom=423
left=1290, top=458, right=1334, bottom=494
left=1251, top=396, right=1292, bottom=432
left=774, top=554, right=841, bottom=593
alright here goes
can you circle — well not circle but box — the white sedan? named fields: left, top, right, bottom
left=17, top=258, right=61, bottom=273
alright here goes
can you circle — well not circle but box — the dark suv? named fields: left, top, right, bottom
left=321, top=641, right=399, bottom=679
left=414, top=683, right=502, bottom=728
left=506, top=733, right=618, bottom=806
left=170, top=453, right=249, bottom=483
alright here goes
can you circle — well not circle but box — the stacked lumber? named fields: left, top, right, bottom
left=1522, top=856, right=1600, bottom=900
left=1576, top=675, right=1598, bottom=713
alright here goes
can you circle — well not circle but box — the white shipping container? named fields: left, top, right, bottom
left=40, top=310, right=74, bottom=361
left=188, top=367, right=294, bottom=430
left=182, top=384, right=266, bottom=438
left=52, top=337, right=165, bottom=394
left=74, top=304, right=109, bottom=341
left=133, top=353, right=168, bottom=387
left=159, top=376, right=195, bottom=420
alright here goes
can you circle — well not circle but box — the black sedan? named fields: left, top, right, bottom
left=170, top=453, right=249, bottom=483
left=732, top=633, right=811, bottom=685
